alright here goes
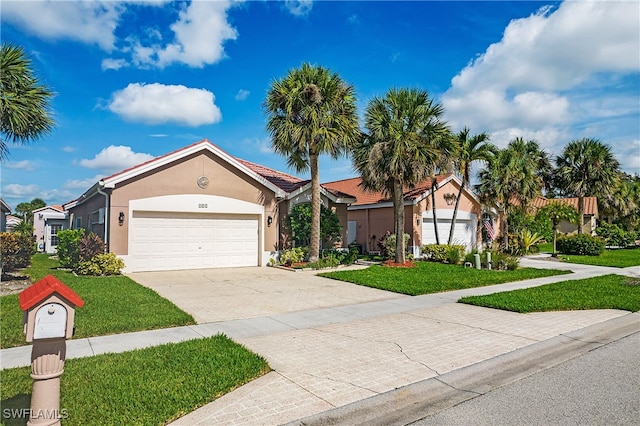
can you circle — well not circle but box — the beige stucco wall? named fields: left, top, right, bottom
left=347, top=178, right=482, bottom=252
left=71, top=152, right=279, bottom=256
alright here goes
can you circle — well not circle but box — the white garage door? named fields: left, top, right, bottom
left=129, top=212, right=259, bottom=271
left=422, top=218, right=476, bottom=251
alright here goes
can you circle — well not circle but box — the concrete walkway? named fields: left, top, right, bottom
left=1, top=257, right=638, bottom=425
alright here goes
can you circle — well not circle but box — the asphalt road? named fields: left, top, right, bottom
left=412, top=332, right=640, bottom=426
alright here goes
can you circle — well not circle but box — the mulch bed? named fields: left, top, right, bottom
left=382, top=260, right=416, bottom=268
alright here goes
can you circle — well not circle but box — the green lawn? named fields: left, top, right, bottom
left=319, top=261, right=571, bottom=296
left=556, top=248, right=640, bottom=268
left=0, top=334, right=270, bottom=426
left=1, top=254, right=195, bottom=349
left=459, top=275, right=640, bottom=313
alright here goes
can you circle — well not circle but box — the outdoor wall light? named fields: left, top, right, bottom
left=118, top=212, right=125, bottom=226
left=267, top=216, right=273, bottom=227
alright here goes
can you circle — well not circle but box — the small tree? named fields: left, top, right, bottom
left=286, top=203, right=342, bottom=249
left=537, top=201, right=579, bottom=256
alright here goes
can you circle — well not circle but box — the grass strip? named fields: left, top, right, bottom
left=554, top=248, right=640, bottom=268
left=1, top=254, right=195, bottom=349
left=319, top=261, right=571, bottom=296
left=458, top=275, right=640, bottom=313
left=0, top=334, right=270, bottom=426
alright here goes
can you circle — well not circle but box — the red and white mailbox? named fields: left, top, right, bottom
left=19, top=275, right=84, bottom=426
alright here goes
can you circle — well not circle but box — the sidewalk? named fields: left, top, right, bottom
left=1, top=259, right=638, bottom=425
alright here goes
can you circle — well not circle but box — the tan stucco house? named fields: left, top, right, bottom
left=64, top=140, right=354, bottom=272
left=530, top=196, right=599, bottom=235
left=323, top=174, right=483, bottom=256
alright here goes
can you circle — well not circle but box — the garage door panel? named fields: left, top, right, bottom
left=422, top=216, right=476, bottom=251
left=130, top=212, right=259, bottom=271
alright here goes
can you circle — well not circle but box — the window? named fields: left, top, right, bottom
left=74, top=217, right=82, bottom=229
left=51, top=224, right=63, bottom=246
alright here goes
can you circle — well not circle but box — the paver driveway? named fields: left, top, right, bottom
left=128, top=265, right=402, bottom=323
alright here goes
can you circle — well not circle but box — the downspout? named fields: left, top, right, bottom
left=96, top=183, right=110, bottom=251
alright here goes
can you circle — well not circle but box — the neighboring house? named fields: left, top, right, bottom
left=64, top=139, right=355, bottom=273
left=5, top=215, right=22, bottom=230
left=33, top=205, right=68, bottom=253
left=0, top=198, right=10, bottom=232
left=323, top=174, right=483, bottom=255
left=530, top=196, right=599, bottom=235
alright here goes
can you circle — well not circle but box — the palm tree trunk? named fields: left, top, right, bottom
left=393, top=179, right=405, bottom=264
left=577, top=196, right=584, bottom=234
left=431, top=178, right=440, bottom=245
left=309, top=151, right=321, bottom=262
left=448, top=180, right=465, bottom=245
left=502, top=204, right=510, bottom=250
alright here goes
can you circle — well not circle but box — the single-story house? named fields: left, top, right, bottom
left=64, top=139, right=354, bottom=272
left=530, top=196, right=599, bottom=235
left=322, top=174, right=483, bottom=255
left=33, top=205, right=68, bottom=253
left=0, top=198, right=10, bottom=232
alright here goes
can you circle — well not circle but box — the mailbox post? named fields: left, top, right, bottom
left=19, top=275, right=84, bottom=426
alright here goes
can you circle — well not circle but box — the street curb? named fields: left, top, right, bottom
left=287, top=312, right=640, bottom=426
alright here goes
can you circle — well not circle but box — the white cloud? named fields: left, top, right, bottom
left=62, top=146, right=75, bottom=153
left=1, top=0, right=123, bottom=51
left=107, top=83, right=222, bottom=126
left=79, top=145, right=154, bottom=172
left=235, top=89, right=250, bottom=101
left=284, top=0, right=313, bottom=17
left=2, top=184, right=39, bottom=198
left=64, top=175, right=106, bottom=190
left=5, top=1, right=237, bottom=69
left=4, top=160, right=35, bottom=171
left=442, top=0, right=640, bottom=174
left=101, top=58, right=128, bottom=71
left=129, top=0, right=238, bottom=68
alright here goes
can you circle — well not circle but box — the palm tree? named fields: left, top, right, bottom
left=447, top=127, right=495, bottom=245
left=264, top=63, right=360, bottom=262
left=1, top=43, right=54, bottom=161
left=353, top=88, right=450, bottom=263
left=554, top=138, right=620, bottom=234
left=476, top=138, right=548, bottom=250
left=537, top=201, right=579, bottom=256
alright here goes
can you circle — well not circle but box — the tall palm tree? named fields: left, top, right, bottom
left=353, top=88, right=450, bottom=263
left=476, top=137, right=548, bottom=249
left=554, top=138, right=620, bottom=234
left=264, top=63, right=360, bottom=261
left=447, top=127, right=495, bottom=245
left=1, top=43, right=54, bottom=161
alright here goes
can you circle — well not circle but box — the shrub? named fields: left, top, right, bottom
left=446, top=245, right=465, bottom=265
left=384, top=233, right=410, bottom=259
left=557, top=234, right=605, bottom=256
left=422, top=244, right=449, bottom=262
left=322, top=247, right=359, bottom=265
left=422, top=244, right=465, bottom=264
left=79, top=232, right=105, bottom=261
left=0, top=232, right=32, bottom=272
left=518, top=229, right=544, bottom=255
left=596, top=223, right=633, bottom=248
left=279, top=247, right=307, bottom=265
left=56, top=229, right=86, bottom=267
left=76, top=253, right=124, bottom=276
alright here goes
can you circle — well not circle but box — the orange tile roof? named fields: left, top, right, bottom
left=323, top=175, right=452, bottom=206
left=235, top=158, right=308, bottom=193
left=531, top=196, right=598, bottom=215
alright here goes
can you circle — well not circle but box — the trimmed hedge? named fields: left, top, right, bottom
left=421, top=244, right=466, bottom=264
left=557, top=234, right=605, bottom=256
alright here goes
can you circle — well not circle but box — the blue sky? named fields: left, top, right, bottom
left=1, top=0, right=639, bottom=210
